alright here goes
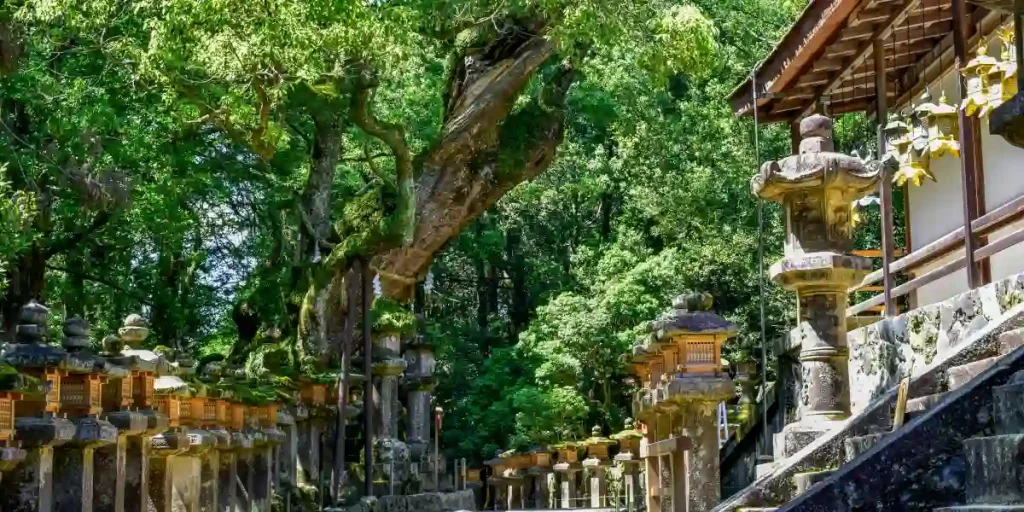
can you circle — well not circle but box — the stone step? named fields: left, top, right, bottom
left=999, top=328, right=1024, bottom=356
left=907, top=392, right=948, bottom=415
left=935, top=506, right=1024, bottom=511
left=962, top=434, right=1024, bottom=504
left=947, top=356, right=1002, bottom=391
left=793, top=469, right=834, bottom=495
left=738, top=508, right=780, bottom=512
left=993, top=374, right=1024, bottom=434
left=844, top=432, right=888, bottom=463
left=756, top=462, right=777, bottom=478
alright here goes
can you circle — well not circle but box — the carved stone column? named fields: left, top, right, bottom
left=148, top=430, right=191, bottom=512
left=403, top=320, right=435, bottom=465
left=753, top=114, right=884, bottom=456
left=373, top=333, right=409, bottom=490
left=0, top=301, right=76, bottom=512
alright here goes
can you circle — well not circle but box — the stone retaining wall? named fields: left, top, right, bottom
left=848, top=270, right=1024, bottom=414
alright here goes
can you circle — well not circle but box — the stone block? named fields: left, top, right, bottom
left=906, top=392, right=947, bottom=414
left=793, top=469, right=834, bottom=494
left=1001, top=329, right=1024, bottom=355
left=938, top=289, right=991, bottom=356
left=962, top=434, right=1024, bottom=504
left=843, top=432, right=887, bottom=463
left=848, top=318, right=915, bottom=414
left=947, top=356, right=1001, bottom=391
left=994, top=381, right=1024, bottom=434
left=406, top=493, right=444, bottom=512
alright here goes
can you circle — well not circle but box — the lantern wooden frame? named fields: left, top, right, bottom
left=215, top=399, right=230, bottom=427
left=155, top=394, right=182, bottom=428
left=258, top=403, right=278, bottom=428
left=230, top=403, right=245, bottom=430
left=60, top=373, right=107, bottom=417
left=671, top=333, right=728, bottom=375
left=0, top=392, right=21, bottom=443
left=132, top=371, right=155, bottom=410
left=300, top=383, right=327, bottom=407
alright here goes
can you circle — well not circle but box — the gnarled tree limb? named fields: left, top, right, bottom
left=350, top=65, right=416, bottom=247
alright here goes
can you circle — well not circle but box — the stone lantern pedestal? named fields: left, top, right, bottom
left=612, top=420, right=645, bottom=511
left=753, top=114, right=886, bottom=458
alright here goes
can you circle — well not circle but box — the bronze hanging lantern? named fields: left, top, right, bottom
left=1000, top=28, right=1019, bottom=102
left=962, top=45, right=1000, bottom=117
left=892, top=114, right=934, bottom=187
left=927, top=91, right=961, bottom=158
left=990, top=0, right=1024, bottom=147
left=913, top=90, right=937, bottom=152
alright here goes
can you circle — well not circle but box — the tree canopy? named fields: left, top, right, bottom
left=0, top=0, right=874, bottom=465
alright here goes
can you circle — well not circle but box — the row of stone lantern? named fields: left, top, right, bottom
left=0, top=301, right=341, bottom=512
left=629, top=292, right=736, bottom=512
left=483, top=422, right=645, bottom=510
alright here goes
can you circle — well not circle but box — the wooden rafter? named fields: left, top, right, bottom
left=799, top=0, right=924, bottom=119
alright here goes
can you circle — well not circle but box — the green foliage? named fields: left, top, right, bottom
left=431, top=0, right=803, bottom=463
left=371, top=297, right=416, bottom=336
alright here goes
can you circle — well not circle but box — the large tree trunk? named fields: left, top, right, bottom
left=374, top=32, right=577, bottom=299
left=297, top=110, right=347, bottom=368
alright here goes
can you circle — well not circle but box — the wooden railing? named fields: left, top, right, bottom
left=848, top=193, right=1024, bottom=318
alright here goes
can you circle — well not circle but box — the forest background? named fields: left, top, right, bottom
left=0, top=0, right=886, bottom=464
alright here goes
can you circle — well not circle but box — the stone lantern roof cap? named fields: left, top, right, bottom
left=751, top=115, right=887, bottom=204
left=651, top=293, right=737, bottom=341
left=154, top=375, right=190, bottom=395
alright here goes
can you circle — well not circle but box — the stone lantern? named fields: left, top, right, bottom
left=583, top=425, right=616, bottom=507
left=752, top=114, right=886, bottom=458
left=612, top=419, right=645, bottom=510
left=649, top=292, right=737, bottom=511
left=553, top=442, right=583, bottom=508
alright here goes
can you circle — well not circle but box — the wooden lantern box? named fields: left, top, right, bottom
left=102, top=375, right=133, bottom=412
left=155, top=394, right=182, bottom=428
left=0, top=392, right=22, bottom=444
left=230, top=403, right=245, bottom=431
left=300, top=383, right=327, bottom=406
left=586, top=443, right=611, bottom=461
left=18, top=368, right=64, bottom=416
left=529, top=451, right=552, bottom=468
left=215, top=399, right=229, bottom=427
left=60, top=374, right=106, bottom=417
left=132, top=371, right=155, bottom=409
left=556, top=446, right=579, bottom=464
left=673, top=334, right=726, bottom=374
left=258, top=404, right=278, bottom=428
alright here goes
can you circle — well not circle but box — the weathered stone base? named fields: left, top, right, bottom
left=333, top=490, right=476, bottom=512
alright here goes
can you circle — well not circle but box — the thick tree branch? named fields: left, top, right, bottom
left=350, top=65, right=416, bottom=247
left=372, top=34, right=576, bottom=299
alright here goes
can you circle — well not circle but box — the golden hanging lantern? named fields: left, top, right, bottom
left=927, top=92, right=961, bottom=159
left=912, top=90, right=936, bottom=154
left=891, top=115, right=934, bottom=187
left=961, top=44, right=999, bottom=117
left=999, top=28, right=1018, bottom=102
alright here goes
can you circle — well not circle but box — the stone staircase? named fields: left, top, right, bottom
left=727, top=329, right=1024, bottom=511
left=716, top=297, right=1024, bottom=512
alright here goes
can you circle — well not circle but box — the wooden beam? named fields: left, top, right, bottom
left=953, top=0, right=983, bottom=288
left=876, top=38, right=897, bottom=318
left=813, top=57, right=847, bottom=72
left=801, top=0, right=923, bottom=119
left=730, top=0, right=864, bottom=116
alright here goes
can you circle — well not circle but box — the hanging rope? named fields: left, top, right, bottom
left=751, top=69, right=771, bottom=456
